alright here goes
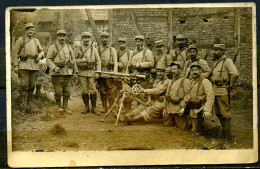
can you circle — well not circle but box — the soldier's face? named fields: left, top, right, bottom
left=191, top=67, right=201, bottom=78
left=57, top=34, right=66, bottom=44
left=119, top=42, right=126, bottom=50
left=25, top=28, right=35, bottom=37
left=135, top=39, right=143, bottom=49
left=156, top=45, right=164, bottom=55
left=176, top=38, right=185, bottom=48
left=213, top=48, right=224, bottom=60
left=172, top=65, right=181, bottom=77
left=82, top=36, right=91, bottom=45
left=156, top=70, right=165, bottom=79
left=188, top=49, right=198, bottom=60
left=100, top=36, right=109, bottom=45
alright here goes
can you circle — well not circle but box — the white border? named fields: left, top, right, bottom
left=6, top=3, right=258, bottom=167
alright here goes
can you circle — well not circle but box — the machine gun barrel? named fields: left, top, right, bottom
left=96, top=71, right=146, bottom=80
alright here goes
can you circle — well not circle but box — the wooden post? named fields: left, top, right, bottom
left=168, top=9, right=173, bottom=47
left=234, top=8, right=241, bottom=66
left=130, top=9, right=143, bottom=35
left=85, top=9, right=102, bottom=46
left=108, top=9, right=113, bottom=46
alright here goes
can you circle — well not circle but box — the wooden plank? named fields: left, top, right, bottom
left=168, top=9, right=173, bottom=47
left=108, top=9, right=113, bottom=46
left=130, top=9, right=143, bottom=35
left=85, top=9, right=102, bottom=46
left=234, top=9, right=241, bottom=66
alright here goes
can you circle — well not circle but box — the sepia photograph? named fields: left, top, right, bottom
left=6, top=3, right=257, bottom=167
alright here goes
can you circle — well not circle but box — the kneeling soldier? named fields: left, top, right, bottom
left=74, top=32, right=101, bottom=115
left=188, top=62, right=214, bottom=134
left=46, top=30, right=78, bottom=114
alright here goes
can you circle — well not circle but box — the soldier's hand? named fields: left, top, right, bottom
left=95, top=73, right=100, bottom=79
left=203, top=111, right=211, bottom=119
left=82, top=58, right=87, bottom=62
left=35, top=54, right=42, bottom=63
left=178, top=108, right=185, bottom=116
left=53, top=67, right=61, bottom=73
left=13, top=66, right=19, bottom=74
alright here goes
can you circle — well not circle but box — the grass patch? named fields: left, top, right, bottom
left=49, top=123, right=66, bottom=136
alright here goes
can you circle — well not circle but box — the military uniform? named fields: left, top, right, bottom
left=46, top=30, right=78, bottom=114
left=126, top=69, right=170, bottom=124
left=97, top=32, right=118, bottom=113
left=116, top=38, right=134, bottom=111
left=211, top=44, right=239, bottom=139
left=74, top=32, right=101, bottom=115
left=183, top=45, right=211, bottom=79
left=188, top=62, right=215, bottom=133
left=12, top=23, right=44, bottom=110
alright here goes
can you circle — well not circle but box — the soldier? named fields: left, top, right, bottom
left=74, top=32, right=101, bottom=115
left=129, top=35, right=154, bottom=92
left=169, top=34, right=188, bottom=68
left=124, top=67, right=170, bottom=124
left=12, top=23, right=44, bottom=112
left=187, top=62, right=215, bottom=134
left=211, top=44, right=239, bottom=140
left=97, top=32, right=118, bottom=113
left=116, top=38, right=134, bottom=111
left=151, top=40, right=172, bottom=79
left=46, top=30, right=78, bottom=114
left=182, top=44, right=211, bottom=79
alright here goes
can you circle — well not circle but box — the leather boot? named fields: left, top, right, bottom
left=63, top=97, right=72, bottom=115
left=101, top=96, right=107, bottom=113
left=55, top=98, right=63, bottom=113
left=90, top=94, right=100, bottom=116
left=81, top=94, right=90, bottom=114
left=223, top=118, right=231, bottom=140
left=35, top=84, right=41, bottom=99
left=126, top=114, right=144, bottom=125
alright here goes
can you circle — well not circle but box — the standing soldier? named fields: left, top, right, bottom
left=188, top=62, right=215, bottom=134
left=74, top=32, right=101, bottom=115
left=169, top=34, right=188, bottom=68
left=97, top=32, right=118, bottom=113
left=130, top=35, right=154, bottom=89
left=12, top=23, right=44, bottom=112
left=116, top=38, right=133, bottom=111
left=46, top=30, right=78, bottom=114
left=182, top=44, right=211, bottom=79
left=151, top=40, right=172, bottom=79
left=211, top=44, right=239, bottom=140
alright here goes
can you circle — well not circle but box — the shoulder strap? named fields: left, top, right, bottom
left=52, top=44, right=62, bottom=61
left=109, top=47, right=112, bottom=62
left=195, top=79, right=204, bottom=99
left=80, top=46, right=84, bottom=57
left=176, top=77, right=186, bottom=96
left=141, top=49, right=147, bottom=62
left=219, top=58, right=227, bottom=77
left=127, top=49, right=130, bottom=61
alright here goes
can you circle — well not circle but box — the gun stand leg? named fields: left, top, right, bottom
left=100, top=96, right=120, bottom=122
left=114, top=92, right=126, bottom=127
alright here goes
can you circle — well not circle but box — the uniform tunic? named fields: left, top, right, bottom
left=211, top=55, right=239, bottom=118
left=46, top=42, right=78, bottom=99
left=169, top=47, right=187, bottom=68
left=183, top=59, right=211, bottom=79
left=189, top=77, right=215, bottom=118
left=117, top=49, right=133, bottom=73
left=74, top=45, right=101, bottom=94
left=12, top=36, right=44, bottom=70
left=153, top=54, right=172, bottom=70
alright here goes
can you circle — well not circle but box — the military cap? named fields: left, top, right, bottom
left=100, top=32, right=109, bottom=37
left=57, top=30, right=67, bottom=35
left=213, top=44, right=225, bottom=50
left=134, top=35, right=144, bottom=41
left=187, top=44, right=198, bottom=51
left=118, top=38, right=127, bottom=43
left=155, top=40, right=164, bottom=47
left=81, top=32, right=92, bottom=37
left=156, top=67, right=166, bottom=71
left=170, top=61, right=182, bottom=69
left=25, top=23, right=34, bottom=30
left=176, top=34, right=185, bottom=39
left=190, top=62, right=204, bottom=71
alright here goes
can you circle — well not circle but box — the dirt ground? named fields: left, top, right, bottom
left=11, top=80, right=254, bottom=151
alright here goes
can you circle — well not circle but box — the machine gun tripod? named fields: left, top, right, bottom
left=96, top=71, right=148, bottom=126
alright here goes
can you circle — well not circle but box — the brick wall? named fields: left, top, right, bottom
left=112, top=7, right=253, bottom=83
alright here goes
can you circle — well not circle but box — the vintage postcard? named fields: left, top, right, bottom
left=6, top=3, right=257, bottom=167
